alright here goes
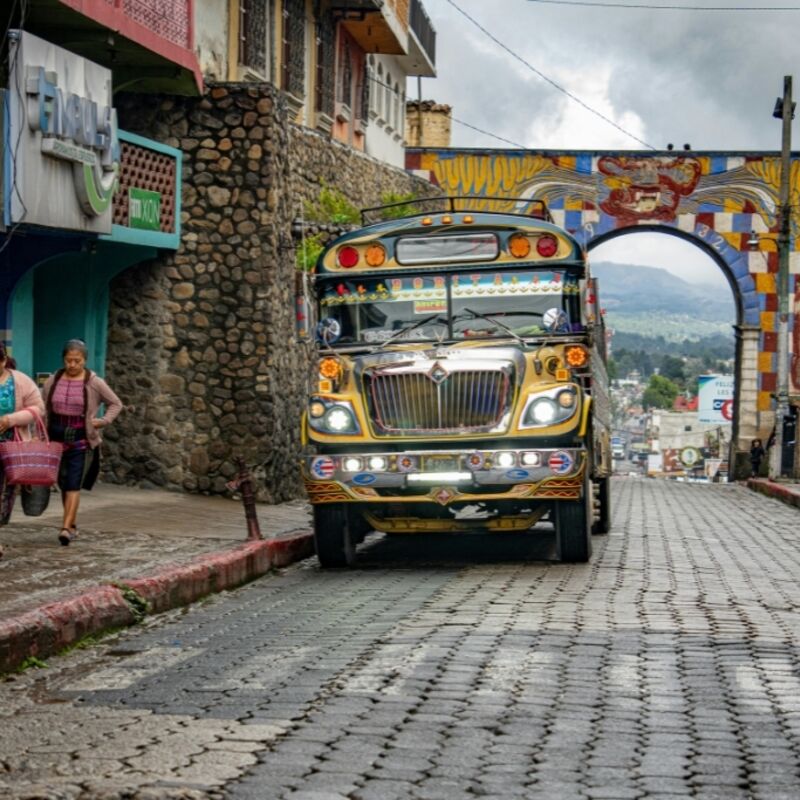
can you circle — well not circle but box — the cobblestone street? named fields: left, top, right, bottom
left=2, top=478, right=800, bottom=799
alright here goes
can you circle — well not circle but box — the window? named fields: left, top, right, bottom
left=238, top=0, right=267, bottom=74
left=385, top=72, right=392, bottom=125
left=281, top=0, right=306, bottom=97
left=315, top=9, right=335, bottom=116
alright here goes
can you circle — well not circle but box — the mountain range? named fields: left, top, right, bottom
left=591, top=261, right=737, bottom=340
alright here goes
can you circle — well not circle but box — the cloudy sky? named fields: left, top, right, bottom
left=414, top=0, right=798, bottom=288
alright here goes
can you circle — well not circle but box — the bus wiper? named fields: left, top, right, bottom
left=374, top=314, right=447, bottom=351
left=461, top=308, right=525, bottom=345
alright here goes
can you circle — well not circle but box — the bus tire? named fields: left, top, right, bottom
left=313, top=504, right=357, bottom=568
left=593, top=476, right=611, bottom=535
left=555, top=475, right=592, bottom=563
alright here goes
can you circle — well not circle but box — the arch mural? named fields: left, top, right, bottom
left=406, top=149, right=800, bottom=452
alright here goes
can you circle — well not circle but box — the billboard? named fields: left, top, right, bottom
left=6, top=31, right=119, bottom=233
left=698, top=375, right=734, bottom=424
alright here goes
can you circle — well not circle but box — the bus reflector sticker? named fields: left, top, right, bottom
left=548, top=451, right=574, bottom=475
left=310, top=457, right=336, bottom=479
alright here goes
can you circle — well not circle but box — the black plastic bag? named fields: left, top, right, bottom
left=20, top=484, right=51, bottom=517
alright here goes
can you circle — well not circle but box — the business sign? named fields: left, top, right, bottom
left=128, top=187, right=161, bottom=231
left=7, top=31, right=119, bottom=233
left=697, top=374, right=735, bottom=424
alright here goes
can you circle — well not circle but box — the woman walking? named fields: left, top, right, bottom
left=42, top=340, right=122, bottom=546
left=0, top=343, right=45, bottom=559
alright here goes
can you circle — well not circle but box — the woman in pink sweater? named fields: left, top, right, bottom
left=42, top=340, right=122, bottom=546
left=0, top=343, right=45, bottom=559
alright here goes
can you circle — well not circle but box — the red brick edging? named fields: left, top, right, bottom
left=747, top=478, right=800, bottom=509
left=0, top=532, right=314, bottom=675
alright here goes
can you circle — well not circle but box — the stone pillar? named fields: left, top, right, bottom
left=732, top=325, right=762, bottom=477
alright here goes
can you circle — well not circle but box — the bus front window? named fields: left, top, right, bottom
left=451, top=271, right=579, bottom=340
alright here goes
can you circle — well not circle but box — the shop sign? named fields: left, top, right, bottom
left=7, top=30, right=119, bottom=233
left=129, top=188, right=161, bottom=231
left=697, top=374, right=734, bottom=424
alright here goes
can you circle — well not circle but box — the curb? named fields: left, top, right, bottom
left=747, top=478, right=800, bottom=510
left=0, top=531, right=315, bottom=675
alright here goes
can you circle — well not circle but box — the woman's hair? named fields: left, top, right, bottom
left=62, top=338, right=88, bottom=359
left=0, top=342, right=17, bottom=370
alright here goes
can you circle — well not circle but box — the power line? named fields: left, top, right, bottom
left=366, top=72, right=527, bottom=148
left=444, top=0, right=657, bottom=150
left=528, top=0, right=800, bottom=8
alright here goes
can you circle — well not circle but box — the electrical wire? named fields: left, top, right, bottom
left=528, top=0, right=799, bottom=9
left=444, top=0, right=657, bottom=149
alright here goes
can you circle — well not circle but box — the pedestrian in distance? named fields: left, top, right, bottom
left=749, top=438, right=765, bottom=478
left=0, top=343, right=46, bottom=560
left=41, top=339, right=122, bottom=546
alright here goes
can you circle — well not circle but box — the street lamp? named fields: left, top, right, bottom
left=769, top=76, right=795, bottom=480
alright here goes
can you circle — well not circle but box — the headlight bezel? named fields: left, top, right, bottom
left=519, top=386, right=579, bottom=429
left=307, top=397, right=362, bottom=435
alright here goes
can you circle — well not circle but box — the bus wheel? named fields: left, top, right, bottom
left=593, top=477, right=611, bottom=535
left=313, top=504, right=357, bottom=568
left=555, top=476, right=592, bottom=563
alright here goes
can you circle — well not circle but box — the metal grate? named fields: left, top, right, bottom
left=113, top=141, right=177, bottom=232
left=368, top=368, right=511, bottom=434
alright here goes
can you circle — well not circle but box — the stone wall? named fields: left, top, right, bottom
left=104, top=82, right=440, bottom=501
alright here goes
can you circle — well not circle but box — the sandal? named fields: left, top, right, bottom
left=58, top=528, right=73, bottom=546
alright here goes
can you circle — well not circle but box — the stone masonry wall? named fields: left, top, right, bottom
left=104, top=83, right=440, bottom=501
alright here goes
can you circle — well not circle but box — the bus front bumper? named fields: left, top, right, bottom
left=301, top=448, right=587, bottom=506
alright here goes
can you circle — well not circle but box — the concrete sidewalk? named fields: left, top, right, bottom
left=0, top=483, right=315, bottom=673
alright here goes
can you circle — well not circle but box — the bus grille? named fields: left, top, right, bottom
left=367, top=367, right=511, bottom=434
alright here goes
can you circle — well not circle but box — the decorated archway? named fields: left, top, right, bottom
left=407, top=149, right=800, bottom=457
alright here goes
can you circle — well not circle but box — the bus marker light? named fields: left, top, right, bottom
left=422, top=217, right=433, bottom=226
left=509, top=233, right=531, bottom=258
left=565, top=346, right=588, bottom=367
left=442, top=215, right=453, bottom=224
left=463, top=215, right=474, bottom=223
left=337, top=246, right=360, bottom=268
left=555, top=368, right=570, bottom=381
left=319, top=357, right=341, bottom=379
left=536, top=234, right=558, bottom=257
left=318, top=379, right=333, bottom=393
left=365, top=243, right=386, bottom=267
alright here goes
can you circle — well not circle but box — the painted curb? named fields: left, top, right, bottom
left=747, top=479, right=800, bottom=509
left=0, top=531, right=315, bottom=675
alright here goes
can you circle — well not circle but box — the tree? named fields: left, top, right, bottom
left=643, top=374, right=680, bottom=410
left=660, top=355, right=686, bottom=385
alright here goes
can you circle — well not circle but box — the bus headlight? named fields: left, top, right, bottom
left=520, top=387, right=578, bottom=429
left=325, top=406, right=357, bottom=432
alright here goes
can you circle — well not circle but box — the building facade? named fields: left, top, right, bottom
left=0, top=0, right=439, bottom=499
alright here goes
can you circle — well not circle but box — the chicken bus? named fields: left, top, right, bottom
left=299, top=197, right=612, bottom=566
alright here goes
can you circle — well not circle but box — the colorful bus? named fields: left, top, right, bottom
left=299, top=197, right=612, bottom=565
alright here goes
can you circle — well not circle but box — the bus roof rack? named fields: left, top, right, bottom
left=360, top=196, right=552, bottom=226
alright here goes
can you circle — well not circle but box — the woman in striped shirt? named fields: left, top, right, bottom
left=42, top=340, right=123, bottom=545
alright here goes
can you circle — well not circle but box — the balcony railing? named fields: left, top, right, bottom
left=409, top=0, right=435, bottom=64
left=101, top=0, right=193, bottom=50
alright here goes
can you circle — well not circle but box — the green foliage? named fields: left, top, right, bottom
left=304, top=182, right=359, bottom=225
left=15, top=656, right=48, bottom=673
left=659, top=355, right=686, bottom=385
left=379, top=191, right=419, bottom=219
left=607, top=358, right=619, bottom=381
left=643, top=374, right=680, bottom=410
left=114, top=583, right=150, bottom=624
left=296, top=233, right=326, bottom=272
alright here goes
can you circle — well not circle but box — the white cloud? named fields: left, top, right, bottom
left=591, top=232, right=732, bottom=288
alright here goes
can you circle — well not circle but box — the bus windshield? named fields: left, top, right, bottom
left=317, top=270, right=582, bottom=346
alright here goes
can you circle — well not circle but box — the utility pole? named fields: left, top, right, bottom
left=770, top=76, right=794, bottom=479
